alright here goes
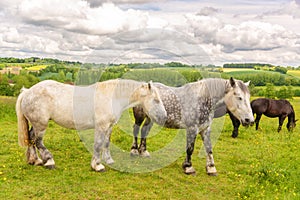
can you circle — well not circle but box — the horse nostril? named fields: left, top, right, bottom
left=245, top=118, right=250, bottom=123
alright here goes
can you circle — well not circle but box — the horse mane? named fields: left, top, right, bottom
left=184, top=78, right=228, bottom=99
left=96, top=79, right=145, bottom=98
left=236, top=81, right=250, bottom=94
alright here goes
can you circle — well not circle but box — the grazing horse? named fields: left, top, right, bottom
left=16, top=79, right=167, bottom=172
left=251, top=98, right=297, bottom=132
left=131, top=78, right=254, bottom=175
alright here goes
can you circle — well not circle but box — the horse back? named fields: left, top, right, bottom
left=251, top=98, right=269, bottom=115
left=21, top=80, right=96, bottom=130
left=252, top=98, right=293, bottom=117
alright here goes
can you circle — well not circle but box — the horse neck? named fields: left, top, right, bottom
left=114, top=80, right=143, bottom=109
left=288, top=106, right=295, bottom=122
left=192, top=78, right=227, bottom=105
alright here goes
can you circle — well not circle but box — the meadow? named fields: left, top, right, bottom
left=0, top=96, right=299, bottom=199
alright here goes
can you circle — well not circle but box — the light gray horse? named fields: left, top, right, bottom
left=131, top=78, right=254, bottom=175
left=16, top=79, right=167, bottom=172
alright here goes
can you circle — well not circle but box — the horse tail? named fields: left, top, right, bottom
left=16, top=87, right=29, bottom=147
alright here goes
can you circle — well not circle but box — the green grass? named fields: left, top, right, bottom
left=0, top=97, right=299, bottom=199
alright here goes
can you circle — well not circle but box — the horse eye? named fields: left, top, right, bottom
left=238, top=97, right=242, bottom=101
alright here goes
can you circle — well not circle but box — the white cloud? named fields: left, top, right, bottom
left=197, top=6, right=219, bottom=16
left=86, top=0, right=165, bottom=7
left=18, top=0, right=149, bottom=35
left=0, top=0, right=299, bottom=66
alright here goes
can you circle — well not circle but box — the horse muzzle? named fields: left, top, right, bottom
left=241, top=118, right=254, bottom=126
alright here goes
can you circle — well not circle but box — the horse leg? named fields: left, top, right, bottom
left=278, top=115, right=286, bottom=132
left=102, top=127, right=114, bottom=165
left=26, top=127, right=43, bottom=166
left=131, top=121, right=142, bottom=156
left=139, top=118, right=153, bottom=157
left=255, top=114, right=262, bottom=130
left=91, top=129, right=106, bottom=172
left=229, top=112, right=240, bottom=138
left=182, top=127, right=198, bottom=175
left=200, top=128, right=217, bottom=176
left=34, top=129, right=55, bottom=169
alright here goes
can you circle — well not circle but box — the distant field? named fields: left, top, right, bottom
left=222, top=68, right=255, bottom=73
left=26, top=65, right=48, bottom=71
left=288, top=70, right=300, bottom=78
left=0, top=63, right=49, bottom=70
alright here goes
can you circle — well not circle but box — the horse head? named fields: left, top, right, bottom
left=287, top=118, right=298, bottom=131
left=224, top=77, right=254, bottom=126
left=133, top=81, right=167, bottom=125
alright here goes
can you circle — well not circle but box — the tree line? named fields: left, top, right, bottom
left=1, top=59, right=300, bottom=99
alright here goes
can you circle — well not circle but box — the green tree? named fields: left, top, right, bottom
left=277, top=86, right=293, bottom=99
left=57, top=70, right=66, bottom=82
left=264, top=83, right=276, bottom=99
left=12, top=74, right=39, bottom=96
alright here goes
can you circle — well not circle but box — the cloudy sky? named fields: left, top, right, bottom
left=0, top=0, right=300, bottom=66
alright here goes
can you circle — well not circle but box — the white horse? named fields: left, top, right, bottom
left=16, top=79, right=167, bottom=172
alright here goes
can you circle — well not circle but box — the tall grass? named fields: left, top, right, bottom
left=0, top=97, right=299, bottom=199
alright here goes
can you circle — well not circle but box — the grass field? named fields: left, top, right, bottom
left=0, top=97, right=299, bottom=199
left=26, top=65, right=48, bottom=71
left=222, top=68, right=255, bottom=73
left=288, top=70, right=300, bottom=79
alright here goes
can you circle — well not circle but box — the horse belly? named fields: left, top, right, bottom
left=164, top=120, right=182, bottom=129
left=51, top=105, right=95, bottom=130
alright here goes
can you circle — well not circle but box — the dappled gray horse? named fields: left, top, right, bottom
left=131, top=78, right=254, bottom=175
left=16, top=79, right=167, bottom=172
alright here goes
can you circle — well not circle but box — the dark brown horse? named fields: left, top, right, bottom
left=251, top=98, right=297, bottom=132
left=213, top=102, right=241, bottom=138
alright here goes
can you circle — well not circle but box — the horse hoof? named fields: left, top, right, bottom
left=140, top=150, right=151, bottom=157
left=105, top=158, right=115, bottom=165
left=130, top=149, right=139, bottom=157
left=44, top=158, right=55, bottom=169
left=34, top=158, right=43, bottom=166
left=93, top=164, right=106, bottom=172
left=184, top=166, right=196, bottom=175
left=206, top=166, right=217, bottom=176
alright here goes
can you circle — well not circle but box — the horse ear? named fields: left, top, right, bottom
left=230, top=77, right=236, bottom=87
left=148, top=80, right=153, bottom=90
left=244, top=81, right=250, bottom=87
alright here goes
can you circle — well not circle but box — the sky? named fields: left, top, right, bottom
left=0, top=0, right=300, bottom=66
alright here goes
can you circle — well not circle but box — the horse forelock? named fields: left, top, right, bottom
left=236, top=81, right=250, bottom=94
